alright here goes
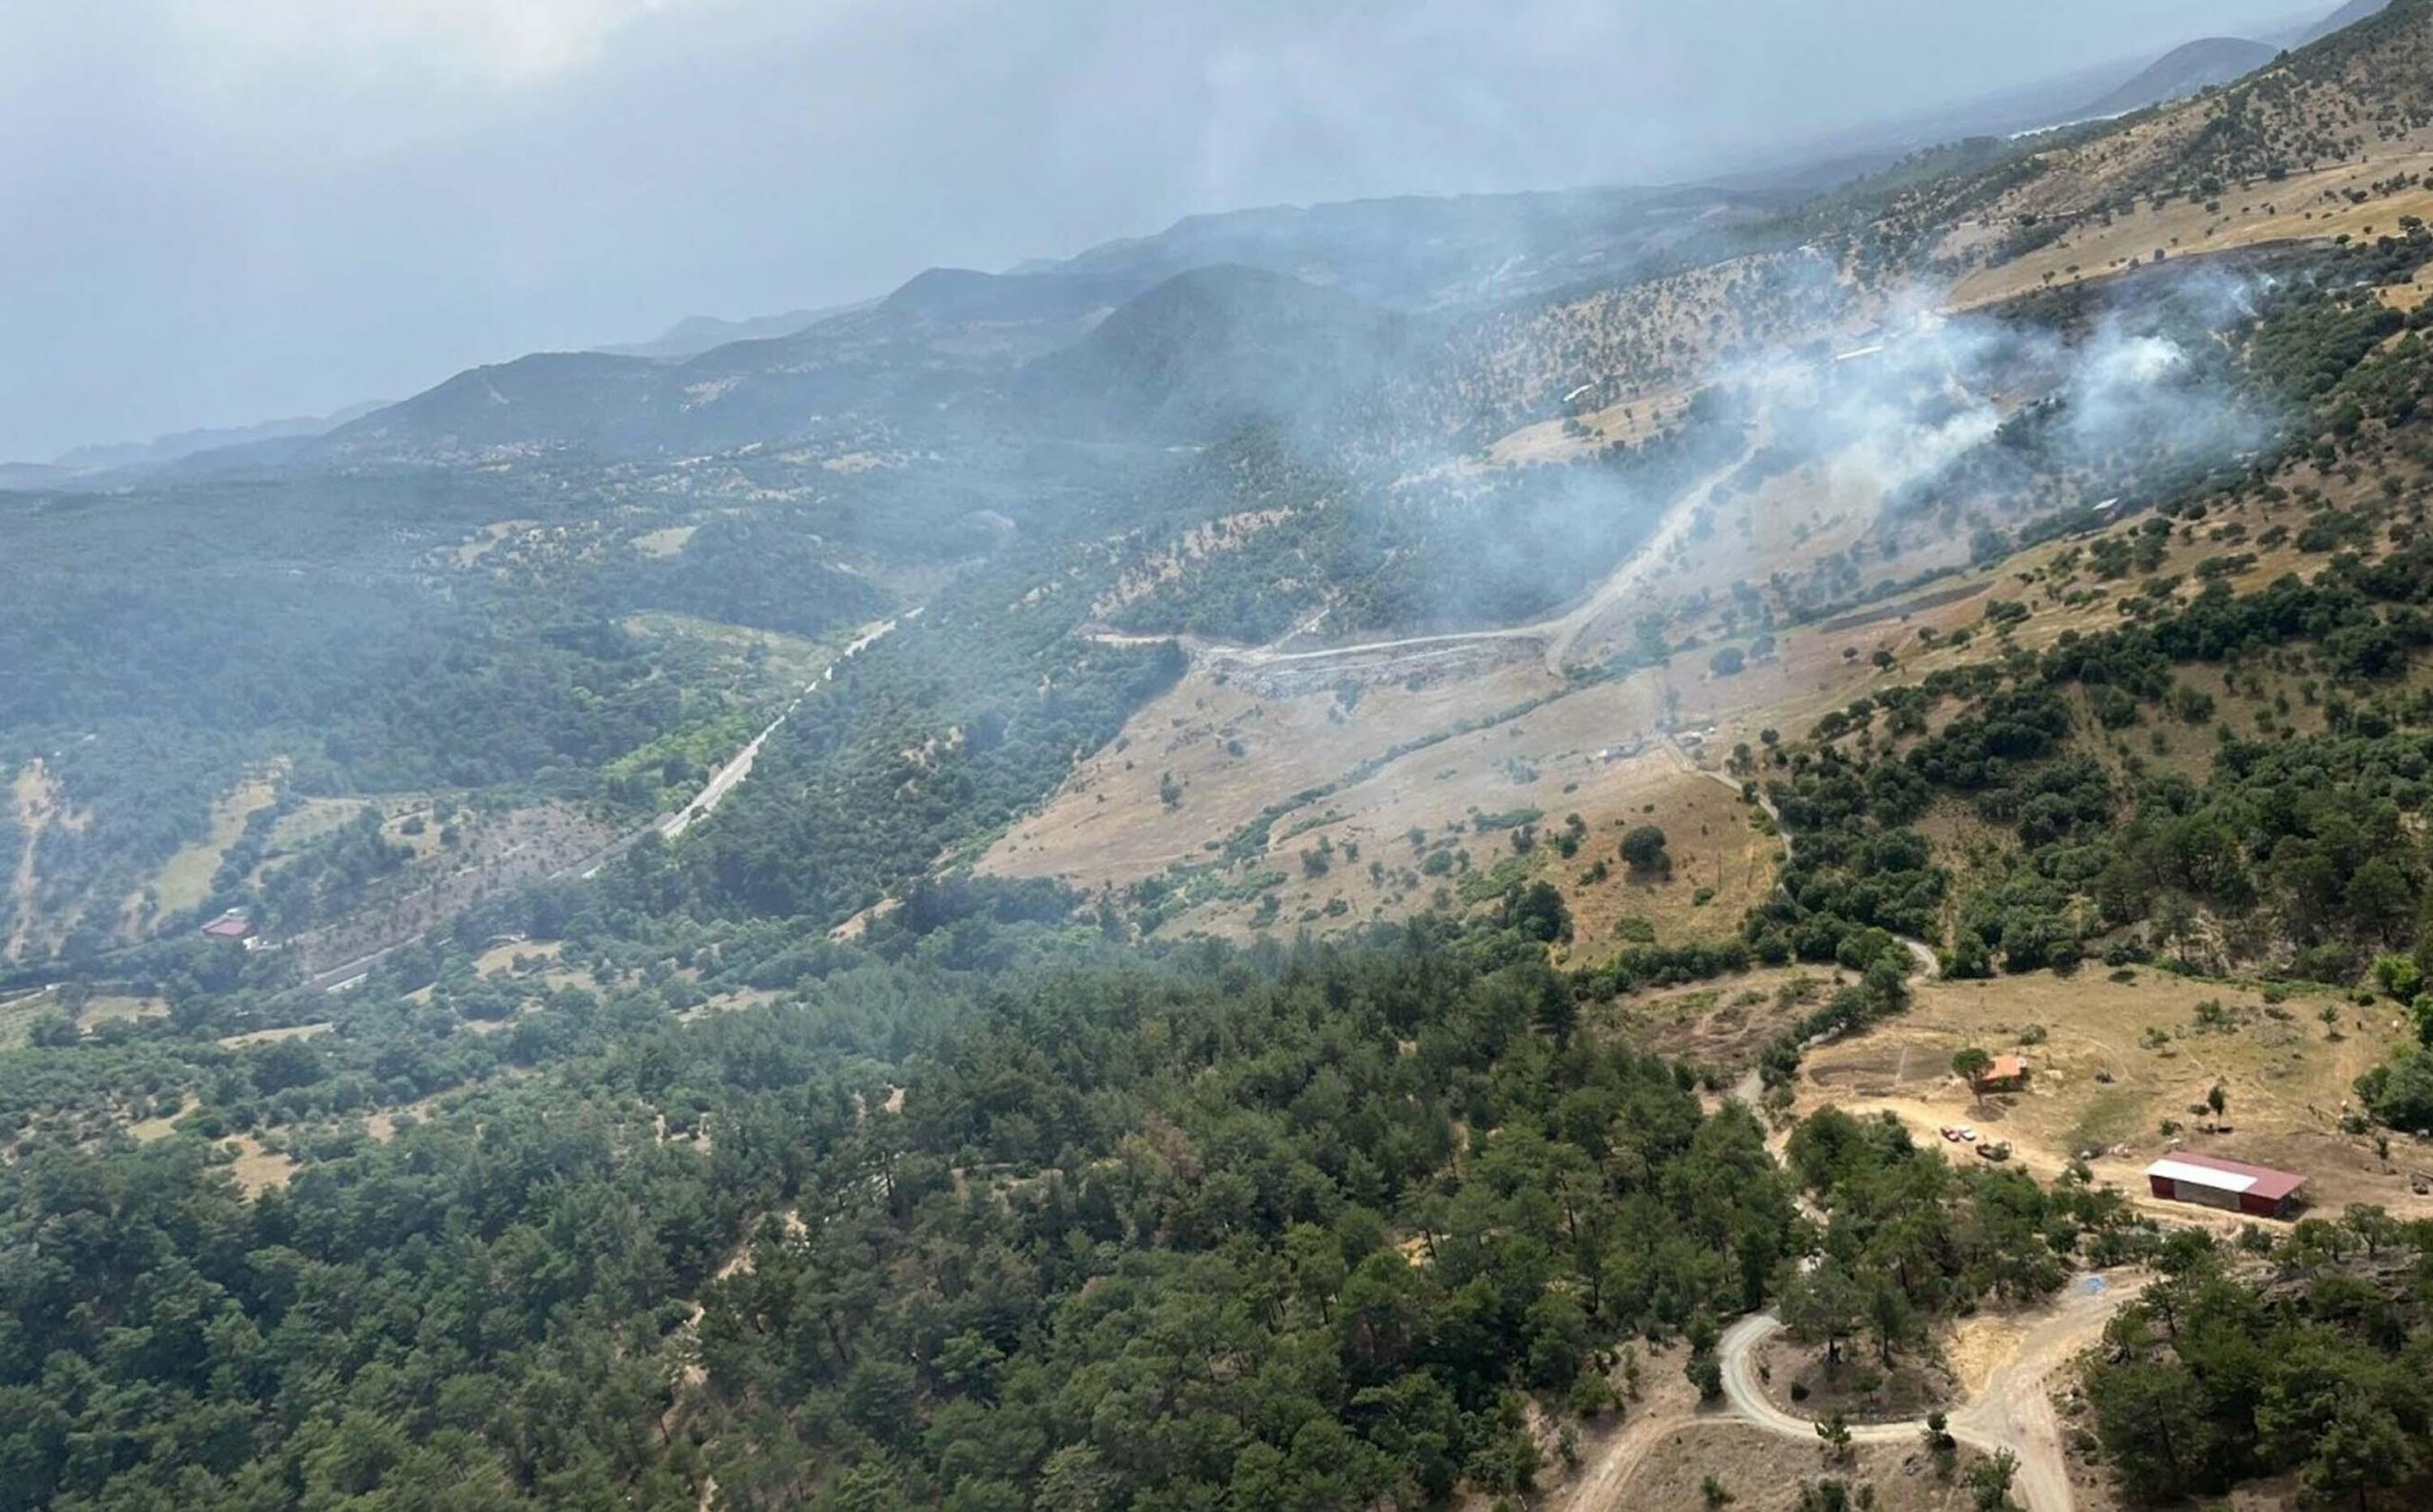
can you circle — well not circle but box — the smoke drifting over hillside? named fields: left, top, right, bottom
left=1716, top=269, right=2268, bottom=546
left=5, top=0, right=2308, bottom=461
left=1262, top=255, right=2282, bottom=652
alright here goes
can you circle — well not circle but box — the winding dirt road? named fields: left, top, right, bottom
left=1678, top=751, right=1944, bottom=986
left=1196, top=433, right=1760, bottom=679
left=1652, top=737, right=2121, bottom=1510
left=1555, top=1396, right=1696, bottom=1511
left=1536, top=437, right=1758, bottom=675
left=1716, top=1275, right=2136, bottom=1512
left=660, top=611, right=913, bottom=841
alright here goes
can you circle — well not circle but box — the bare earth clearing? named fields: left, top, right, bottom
left=987, top=354, right=2344, bottom=951
left=1717, top=1275, right=2139, bottom=1512
left=1792, top=970, right=2433, bottom=1225
left=130, top=769, right=281, bottom=934
left=8, top=759, right=86, bottom=962
left=1581, top=1421, right=1995, bottom=1511
left=1531, top=1278, right=2134, bottom=1512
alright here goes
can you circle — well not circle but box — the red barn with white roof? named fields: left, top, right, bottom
left=2144, top=1151, right=2307, bottom=1219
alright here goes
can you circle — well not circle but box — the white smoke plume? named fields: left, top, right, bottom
left=1711, top=267, right=2269, bottom=534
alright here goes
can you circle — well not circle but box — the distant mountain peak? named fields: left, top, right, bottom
left=593, top=303, right=866, bottom=360
left=2080, top=35, right=2280, bottom=120
left=875, top=265, right=1136, bottom=323
left=2277, top=0, right=2393, bottom=49
left=1021, top=263, right=1409, bottom=439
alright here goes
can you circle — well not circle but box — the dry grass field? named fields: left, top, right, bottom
left=0, top=986, right=168, bottom=1048
left=1599, top=1422, right=1996, bottom=1512
left=1791, top=969, right=2432, bottom=1222
left=125, top=1098, right=192, bottom=1143
left=1952, top=146, right=2433, bottom=308
left=138, top=771, right=281, bottom=926
left=76, top=993, right=167, bottom=1030
left=981, top=654, right=1564, bottom=893
left=1555, top=762, right=1782, bottom=955
left=621, top=609, right=839, bottom=697
left=987, top=373, right=2382, bottom=946
left=983, top=643, right=1792, bottom=949
left=449, top=518, right=541, bottom=567
left=265, top=795, right=375, bottom=852
left=631, top=524, right=699, bottom=557
left=456, top=935, right=605, bottom=1023
left=216, top=1021, right=334, bottom=1049
left=222, top=1133, right=297, bottom=1195
left=1485, top=385, right=1697, bottom=468
left=1615, top=967, right=1844, bottom=1078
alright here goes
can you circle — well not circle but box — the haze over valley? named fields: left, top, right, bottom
left=13, top=4, right=2433, bottom=1511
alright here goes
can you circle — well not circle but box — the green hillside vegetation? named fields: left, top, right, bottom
left=0, top=426, right=1159, bottom=960
left=0, top=909, right=2142, bottom=1511
left=2085, top=1222, right=2433, bottom=1507
left=29, top=14, right=2433, bottom=1507
left=1712, top=238, right=2433, bottom=1179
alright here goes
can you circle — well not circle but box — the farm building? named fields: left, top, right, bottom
left=1972, top=1054, right=2029, bottom=1093
left=201, top=909, right=257, bottom=945
left=2144, top=1152, right=2308, bottom=1219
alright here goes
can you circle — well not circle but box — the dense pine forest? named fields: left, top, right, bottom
left=0, top=906, right=2137, bottom=1511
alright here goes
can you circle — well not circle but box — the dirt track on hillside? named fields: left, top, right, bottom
left=1715, top=1274, right=2138, bottom=1512
left=1197, top=434, right=1760, bottom=684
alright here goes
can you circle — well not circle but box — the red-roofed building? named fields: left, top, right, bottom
left=1971, top=1054, right=2028, bottom=1093
left=201, top=909, right=256, bottom=944
left=2145, top=1151, right=2308, bottom=1219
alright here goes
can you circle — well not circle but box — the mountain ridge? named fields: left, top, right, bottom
left=1020, top=263, right=1414, bottom=440
left=2279, top=0, right=2394, bottom=47
left=40, top=0, right=2409, bottom=485
left=593, top=302, right=872, bottom=360
left=2079, top=35, right=2281, bottom=118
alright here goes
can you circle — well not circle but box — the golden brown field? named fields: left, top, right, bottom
left=1792, top=970, right=2431, bottom=1223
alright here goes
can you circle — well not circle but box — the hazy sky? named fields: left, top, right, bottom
left=2, top=0, right=2328, bottom=459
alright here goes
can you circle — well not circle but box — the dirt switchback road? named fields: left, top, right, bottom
left=1197, top=433, right=1760, bottom=680
left=1679, top=751, right=1943, bottom=986
left=1717, top=1273, right=2139, bottom=1512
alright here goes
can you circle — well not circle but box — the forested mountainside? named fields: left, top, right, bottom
left=2077, top=38, right=2280, bottom=122
left=20, top=2, right=2433, bottom=1509
left=0, top=911, right=2149, bottom=1512
left=1029, top=182, right=1802, bottom=312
